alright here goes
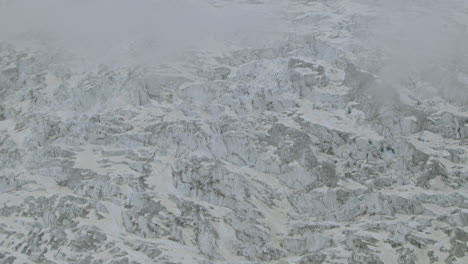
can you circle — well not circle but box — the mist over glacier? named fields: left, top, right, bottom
left=0, top=0, right=282, bottom=65
left=363, top=0, right=468, bottom=105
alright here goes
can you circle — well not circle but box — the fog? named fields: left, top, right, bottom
left=365, top=0, right=468, bottom=104
left=0, top=0, right=282, bottom=65
left=0, top=0, right=467, bottom=104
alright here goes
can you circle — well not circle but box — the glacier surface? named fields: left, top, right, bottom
left=0, top=0, right=467, bottom=263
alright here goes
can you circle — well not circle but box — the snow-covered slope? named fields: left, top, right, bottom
left=0, top=0, right=467, bottom=263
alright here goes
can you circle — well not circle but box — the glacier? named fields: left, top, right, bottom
left=0, top=0, right=467, bottom=263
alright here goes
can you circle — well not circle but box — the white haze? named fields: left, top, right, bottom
left=0, top=0, right=283, bottom=66
left=365, top=0, right=468, bottom=104
left=0, top=0, right=467, bottom=104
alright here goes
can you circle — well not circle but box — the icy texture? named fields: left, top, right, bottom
left=0, top=0, right=468, bottom=264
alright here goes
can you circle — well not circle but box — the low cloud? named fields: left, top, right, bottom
left=0, top=0, right=282, bottom=65
left=358, top=0, right=468, bottom=105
